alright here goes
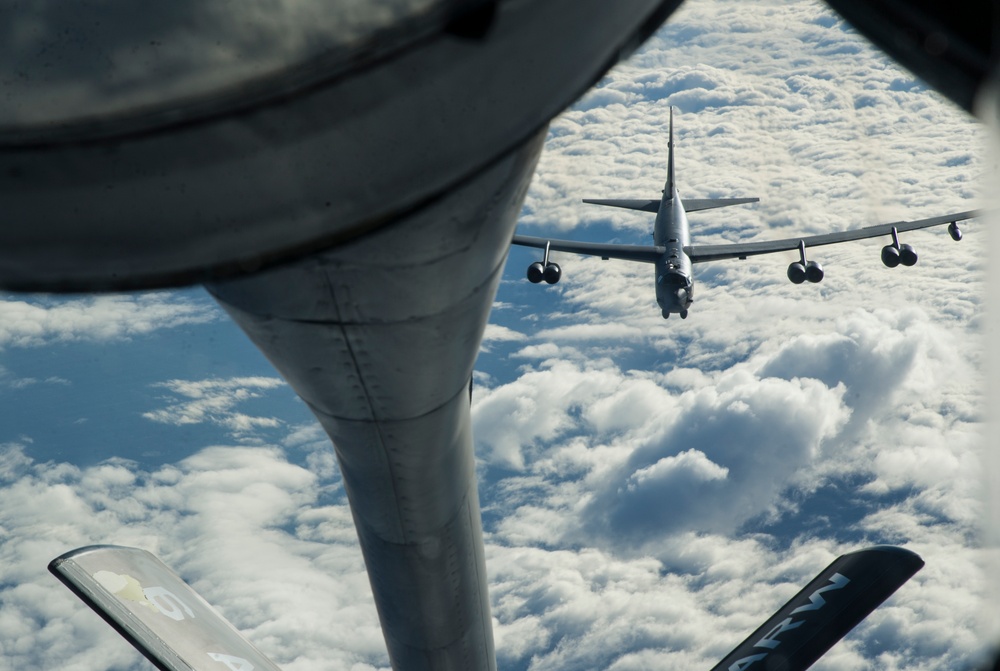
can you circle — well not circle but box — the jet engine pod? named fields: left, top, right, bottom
left=527, top=262, right=545, bottom=283
left=805, top=260, right=824, bottom=283
left=949, top=222, right=963, bottom=241
left=899, top=243, right=917, bottom=267
left=881, top=245, right=901, bottom=268
left=543, top=262, right=562, bottom=284
left=787, top=262, right=807, bottom=284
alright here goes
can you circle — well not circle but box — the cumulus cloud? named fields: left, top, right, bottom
left=0, top=365, right=69, bottom=389
left=0, top=443, right=385, bottom=671
left=473, top=360, right=637, bottom=470
left=483, top=324, right=528, bottom=343
left=142, top=377, right=287, bottom=439
left=0, top=292, right=219, bottom=348
left=481, top=323, right=529, bottom=353
left=475, top=353, right=852, bottom=547
left=484, top=533, right=986, bottom=671
left=480, top=301, right=979, bottom=555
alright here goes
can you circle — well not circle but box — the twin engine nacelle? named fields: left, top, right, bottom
left=527, top=261, right=561, bottom=284
left=787, top=260, right=824, bottom=284
left=880, top=242, right=918, bottom=268
left=880, top=221, right=962, bottom=268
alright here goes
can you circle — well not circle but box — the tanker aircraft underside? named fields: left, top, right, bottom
left=512, top=108, right=977, bottom=319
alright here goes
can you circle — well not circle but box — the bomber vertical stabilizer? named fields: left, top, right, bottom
left=665, top=105, right=675, bottom=197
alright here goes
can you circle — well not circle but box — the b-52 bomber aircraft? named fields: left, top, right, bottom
left=512, top=108, right=977, bottom=319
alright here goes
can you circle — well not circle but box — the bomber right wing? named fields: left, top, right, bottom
left=687, top=210, right=977, bottom=263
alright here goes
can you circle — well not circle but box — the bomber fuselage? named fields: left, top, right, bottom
left=653, top=186, right=693, bottom=319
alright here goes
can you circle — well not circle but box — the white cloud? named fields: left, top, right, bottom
left=142, top=376, right=287, bottom=439
left=480, top=323, right=529, bottom=353
left=483, top=532, right=985, bottom=671
left=625, top=449, right=730, bottom=491
left=0, top=293, right=219, bottom=348
left=0, top=443, right=387, bottom=671
left=473, top=360, right=634, bottom=470
left=477, top=355, right=852, bottom=546
left=0, top=365, right=69, bottom=389
left=482, top=324, right=528, bottom=343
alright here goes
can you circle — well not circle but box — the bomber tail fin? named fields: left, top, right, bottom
left=708, top=545, right=923, bottom=671
left=666, top=105, right=675, bottom=197
left=583, top=108, right=758, bottom=213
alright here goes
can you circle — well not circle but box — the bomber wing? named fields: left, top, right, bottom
left=511, top=233, right=663, bottom=263
left=686, top=210, right=977, bottom=263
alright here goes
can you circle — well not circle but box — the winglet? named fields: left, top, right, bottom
left=707, top=545, right=923, bottom=671
left=50, top=545, right=284, bottom=671
left=666, top=106, right=675, bottom=198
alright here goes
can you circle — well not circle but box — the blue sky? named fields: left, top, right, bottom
left=0, top=1, right=990, bottom=670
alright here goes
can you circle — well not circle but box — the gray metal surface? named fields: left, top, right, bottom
left=0, top=0, right=452, bottom=129
left=50, top=545, right=284, bottom=671
left=686, top=209, right=979, bottom=263
left=207, top=131, right=545, bottom=670
left=0, top=0, right=682, bottom=292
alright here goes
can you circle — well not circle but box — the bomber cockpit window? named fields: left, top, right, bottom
left=663, top=272, right=688, bottom=288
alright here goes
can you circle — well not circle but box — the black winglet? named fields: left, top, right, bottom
left=708, top=546, right=923, bottom=671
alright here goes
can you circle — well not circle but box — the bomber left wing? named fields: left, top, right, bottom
left=511, top=233, right=662, bottom=284
left=687, top=210, right=977, bottom=263
left=511, top=234, right=663, bottom=263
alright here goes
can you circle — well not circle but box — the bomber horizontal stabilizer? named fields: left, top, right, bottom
left=582, top=198, right=660, bottom=212
left=50, top=545, right=283, bottom=671
left=582, top=197, right=758, bottom=213
left=708, top=545, right=923, bottom=671
left=684, top=197, right=759, bottom=212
